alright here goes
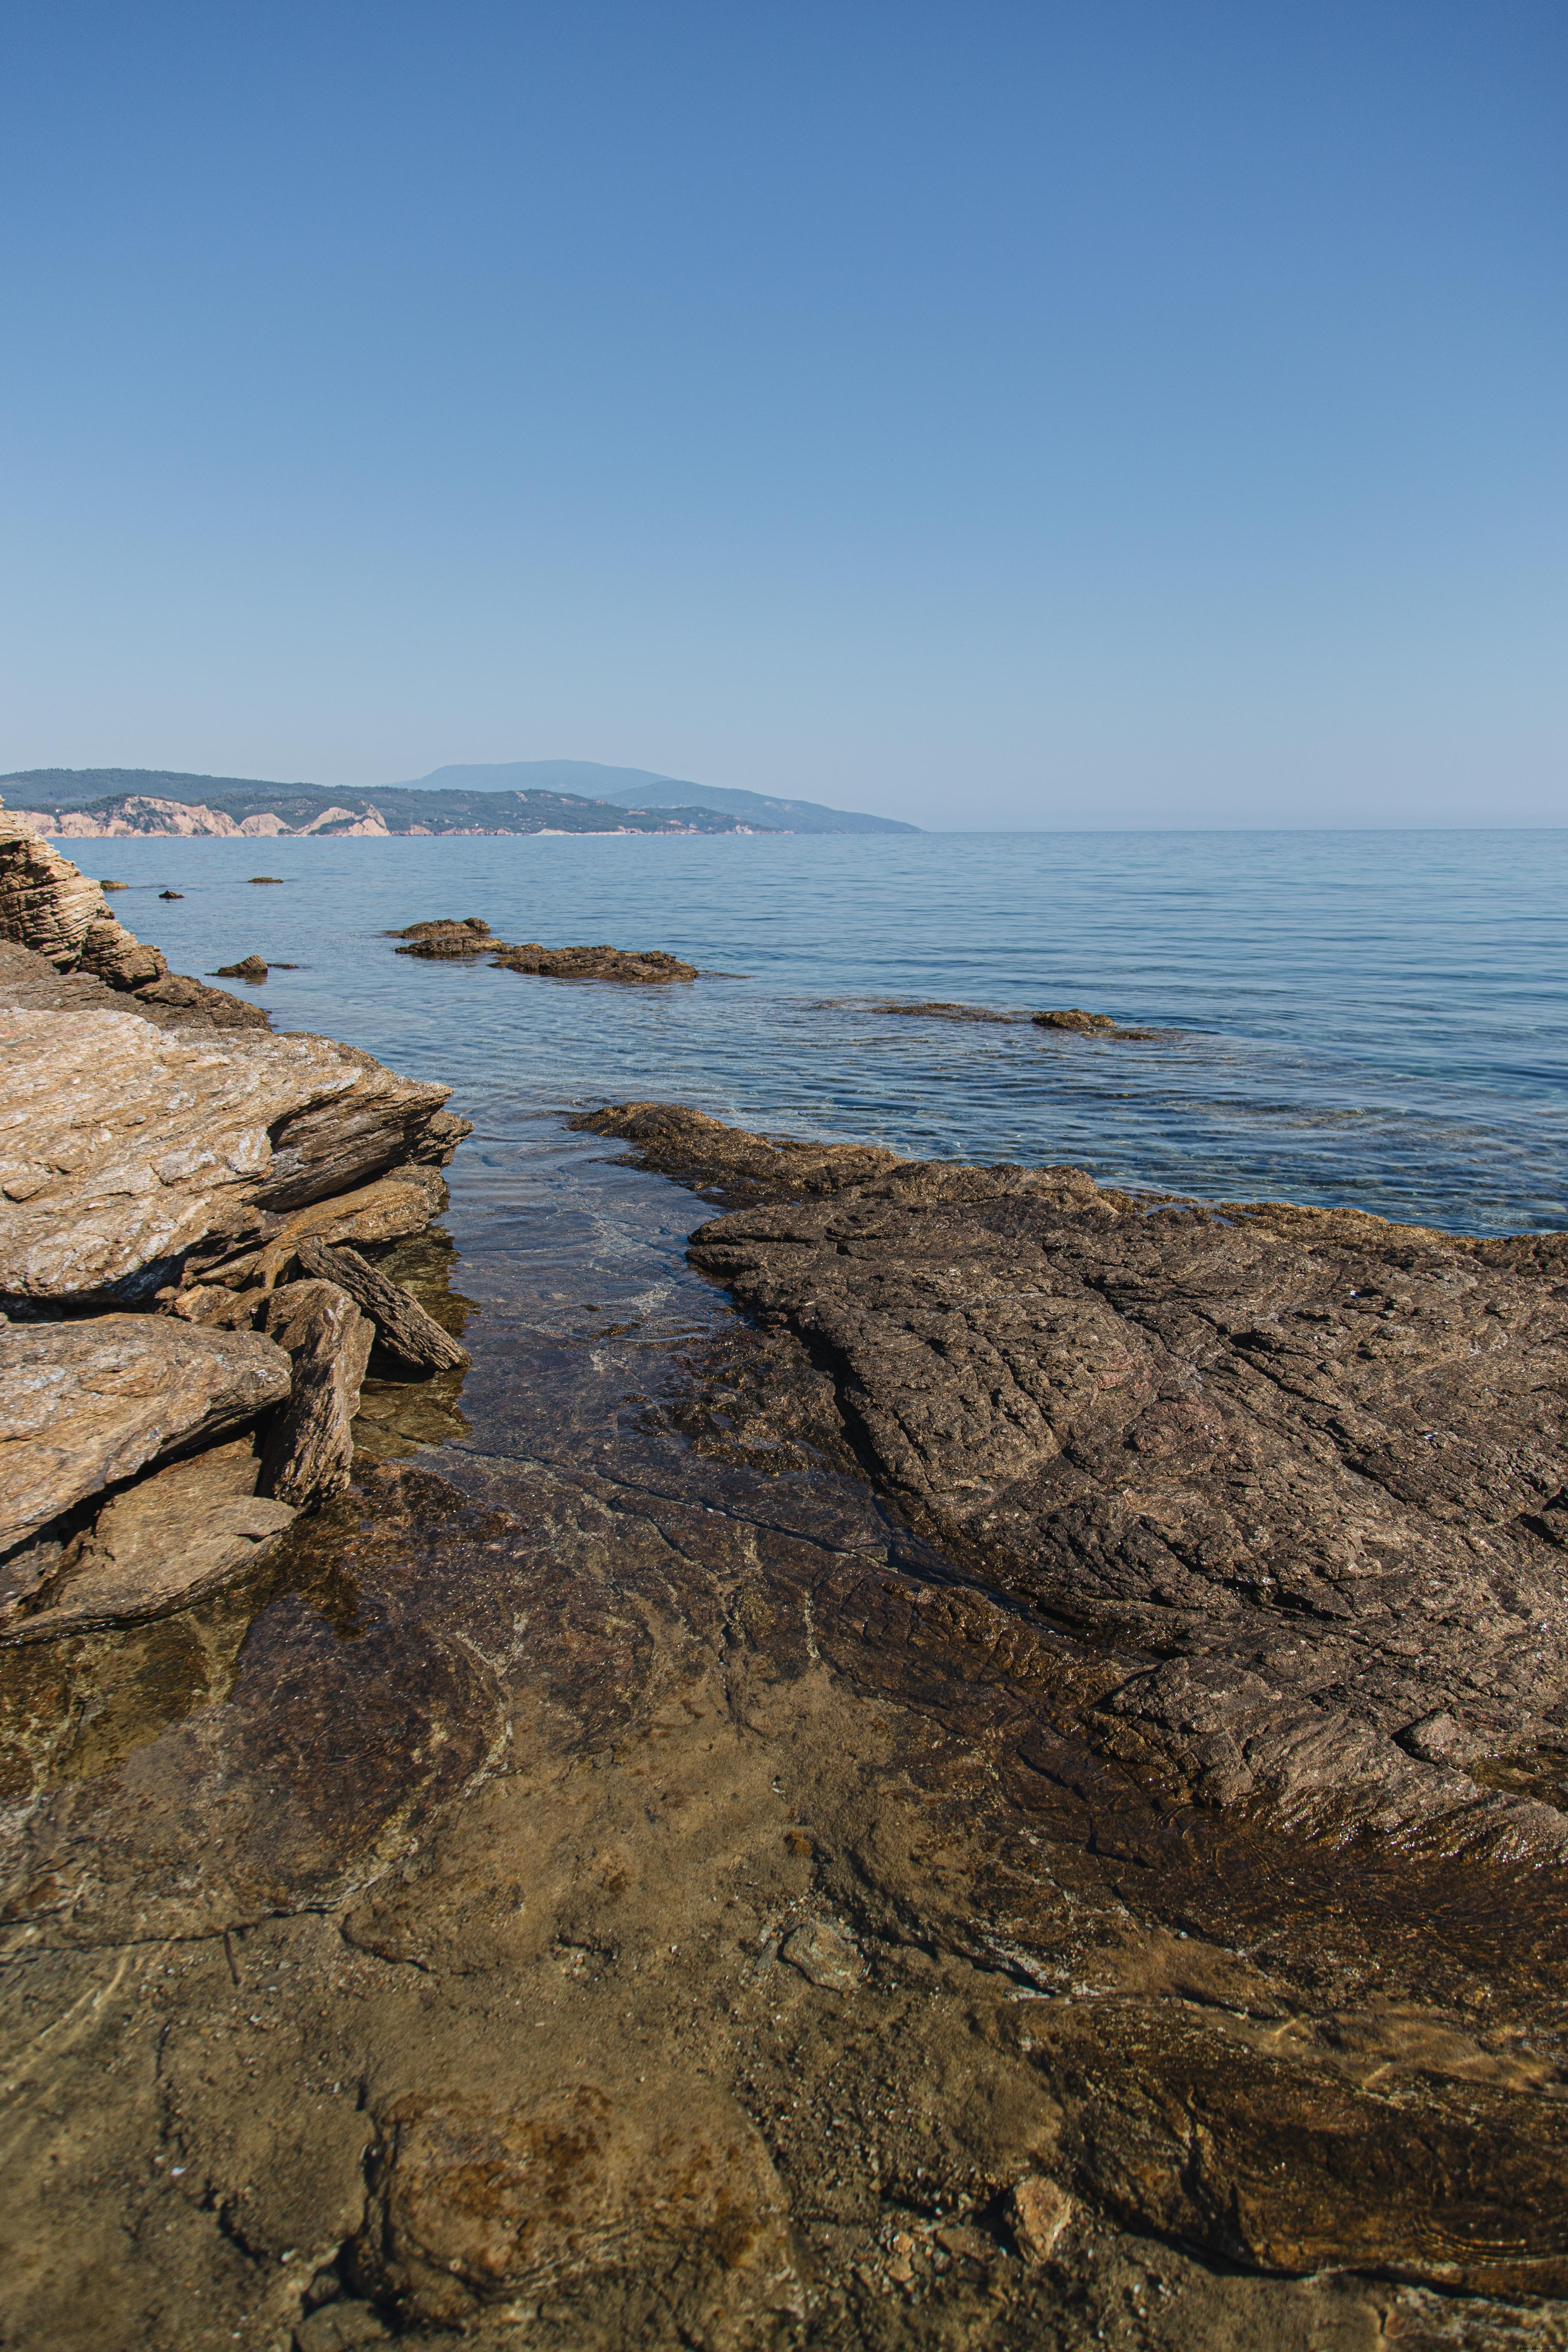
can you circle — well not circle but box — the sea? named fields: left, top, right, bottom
left=80, top=826, right=1566, bottom=1237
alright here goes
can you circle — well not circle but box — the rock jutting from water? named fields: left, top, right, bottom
left=493, top=941, right=699, bottom=983
left=386, top=920, right=700, bottom=982
left=577, top=1099, right=1568, bottom=1859
left=214, top=954, right=268, bottom=981
left=1033, top=1005, right=1160, bottom=1038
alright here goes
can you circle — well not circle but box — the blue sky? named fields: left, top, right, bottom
left=2, top=2, right=1562, bottom=826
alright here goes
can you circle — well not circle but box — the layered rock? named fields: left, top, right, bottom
left=0, top=1437, right=296, bottom=1641
left=582, top=1102, right=1568, bottom=1854
left=259, top=1279, right=374, bottom=1508
left=0, top=811, right=266, bottom=1029
left=0, top=1315, right=293, bottom=1559
left=0, top=1007, right=468, bottom=1307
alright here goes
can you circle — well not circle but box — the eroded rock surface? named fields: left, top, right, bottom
left=0, top=1436, right=295, bottom=1641
left=260, top=1280, right=374, bottom=1508
left=584, top=1103, right=1568, bottom=1854
left=571, top=1100, right=902, bottom=1206
left=0, top=1007, right=469, bottom=1305
left=494, top=942, right=698, bottom=984
left=0, top=1315, right=292, bottom=1557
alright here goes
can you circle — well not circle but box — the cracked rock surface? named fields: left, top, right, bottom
left=587, top=1105, right=1568, bottom=1856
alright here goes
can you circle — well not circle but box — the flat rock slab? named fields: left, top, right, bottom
left=0, top=1007, right=468, bottom=1305
left=493, top=943, right=698, bottom=984
left=0, top=1436, right=296, bottom=1641
left=585, top=1103, right=1568, bottom=1854
left=0, top=1315, right=292, bottom=1554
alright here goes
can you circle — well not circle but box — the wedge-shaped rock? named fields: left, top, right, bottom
left=0, top=1008, right=469, bottom=1305
left=260, top=1279, right=373, bottom=1509
left=0, top=1437, right=296, bottom=1641
left=296, top=1238, right=469, bottom=1369
left=0, top=1315, right=292, bottom=1553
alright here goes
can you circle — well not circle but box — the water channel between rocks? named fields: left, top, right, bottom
left=4, top=1112, right=1568, bottom=2352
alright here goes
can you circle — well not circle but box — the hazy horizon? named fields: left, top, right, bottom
left=3, top=5, right=1562, bottom=830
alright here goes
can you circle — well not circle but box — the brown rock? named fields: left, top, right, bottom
left=358, top=2087, right=792, bottom=2320
left=214, top=955, right=268, bottom=981
left=493, top=942, right=697, bottom=984
left=591, top=1103, right=1568, bottom=1854
left=390, top=919, right=493, bottom=961
left=0, top=1436, right=296, bottom=1641
left=570, top=1101, right=900, bottom=1208
left=1008, top=2176, right=1073, bottom=2261
left=1033, top=1006, right=1160, bottom=1038
left=780, top=1919, right=862, bottom=1992
left=259, top=1279, right=373, bottom=1508
left=0, top=1008, right=469, bottom=1305
left=295, top=1238, right=469, bottom=1370
left=77, top=917, right=167, bottom=992
left=0, top=1315, right=292, bottom=1555
left=132, top=973, right=270, bottom=1029
left=0, top=810, right=112, bottom=968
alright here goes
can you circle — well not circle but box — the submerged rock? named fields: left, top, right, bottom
left=587, top=1101, right=1568, bottom=1854
left=0, top=1315, right=292, bottom=1558
left=875, top=1000, right=1021, bottom=1023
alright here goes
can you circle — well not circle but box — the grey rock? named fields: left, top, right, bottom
left=0, top=1316, right=292, bottom=1555
left=260, top=1280, right=373, bottom=1509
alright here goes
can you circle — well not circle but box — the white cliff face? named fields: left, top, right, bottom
left=13, top=795, right=246, bottom=837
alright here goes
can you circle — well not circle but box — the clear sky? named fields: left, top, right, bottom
left=2, top=2, right=1563, bottom=827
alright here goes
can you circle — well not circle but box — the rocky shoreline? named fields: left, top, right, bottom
left=1, top=810, right=471, bottom=1640
left=4, top=826, right=1568, bottom=2352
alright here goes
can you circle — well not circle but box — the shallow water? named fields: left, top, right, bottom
left=9, top=828, right=1568, bottom=2343
left=83, top=825, right=1568, bottom=1233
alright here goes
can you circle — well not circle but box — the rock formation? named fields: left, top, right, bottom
left=0, top=827, right=474, bottom=1633
left=0, top=1316, right=293, bottom=1559
left=579, top=1101, right=1568, bottom=1857
left=0, top=806, right=266, bottom=1029
left=493, top=941, right=698, bottom=983
left=1033, top=1006, right=1159, bottom=1038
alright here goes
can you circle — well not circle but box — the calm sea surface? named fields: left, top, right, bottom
left=77, top=828, right=1567, bottom=1236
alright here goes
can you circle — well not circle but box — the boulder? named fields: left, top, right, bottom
left=259, top=1280, right=373, bottom=1508
left=0, top=1315, right=292, bottom=1556
left=0, top=1008, right=469, bottom=1306
left=0, top=1436, right=296, bottom=1641
left=391, top=919, right=494, bottom=961
left=296, top=1238, right=469, bottom=1370
left=215, top=956, right=268, bottom=981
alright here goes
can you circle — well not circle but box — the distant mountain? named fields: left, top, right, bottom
left=395, top=760, right=918, bottom=834
left=0, top=771, right=763, bottom=839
